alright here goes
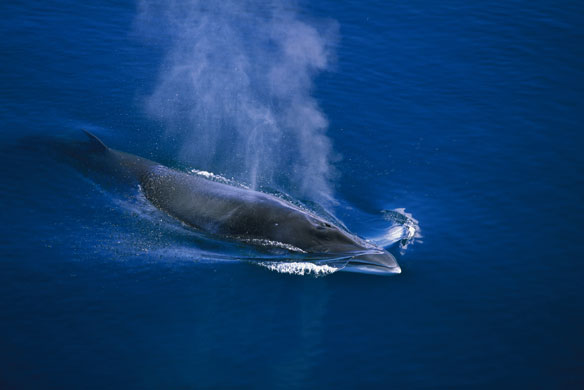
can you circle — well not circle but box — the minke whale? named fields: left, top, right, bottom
left=81, top=130, right=401, bottom=275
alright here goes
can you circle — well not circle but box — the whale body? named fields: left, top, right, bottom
left=82, top=130, right=401, bottom=275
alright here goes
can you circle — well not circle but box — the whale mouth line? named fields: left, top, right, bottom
left=340, top=251, right=402, bottom=275
left=342, top=259, right=402, bottom=275
left=290, top=249, right=402, bottom=275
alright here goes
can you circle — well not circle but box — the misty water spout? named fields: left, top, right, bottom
left=136, top=0, right=339, bottom=205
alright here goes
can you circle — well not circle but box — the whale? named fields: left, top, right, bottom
left=81, top=130, right=401, bottom=275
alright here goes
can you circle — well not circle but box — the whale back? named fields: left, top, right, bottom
left=140, top=165, right=304, bottom=239
left=83, top=130, right=158, bottom=182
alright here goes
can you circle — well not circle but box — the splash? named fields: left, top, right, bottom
left=373, top=208, right=422, bottom=253
left=136, top=0, right=339, bottom=205
left=257, top=261, right=339, bottom=276
left=190, top=168, right=249, bottom=188
left=240, top=238, right=307, bottom=253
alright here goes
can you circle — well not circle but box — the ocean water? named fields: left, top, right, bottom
left=1, top=0, right=583, bottom=388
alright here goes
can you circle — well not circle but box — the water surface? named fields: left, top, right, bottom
left=1, top=0, right=583, bottom=388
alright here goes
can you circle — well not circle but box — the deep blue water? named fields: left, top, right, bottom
left=1, top=0, right=583, bottom=388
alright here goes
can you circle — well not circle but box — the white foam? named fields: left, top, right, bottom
left=371, top=208, right=422, bottom=252
left=257, top=261, right=339, bottom=276
left=241, top=238, right=307, bottom=253
left=191, top=169, right=215, bottom=179
left=190, top=169, right=250, bottom=188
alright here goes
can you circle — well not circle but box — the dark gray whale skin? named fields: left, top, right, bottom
left=83, top=130, right=401, bottom=275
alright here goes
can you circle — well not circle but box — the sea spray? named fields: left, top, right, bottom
left=136, top=0, right=339, bottom=205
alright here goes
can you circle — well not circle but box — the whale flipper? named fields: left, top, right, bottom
left=83, top=130, right=108, bottom=152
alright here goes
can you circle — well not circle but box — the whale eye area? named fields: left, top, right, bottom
left=316, top=222, right=333, bottom=230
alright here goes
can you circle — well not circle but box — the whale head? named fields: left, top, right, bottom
left=291, top=215, right=401, bottom=275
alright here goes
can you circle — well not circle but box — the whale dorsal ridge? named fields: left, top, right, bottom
left=82, top=129, right=108, bottom=152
